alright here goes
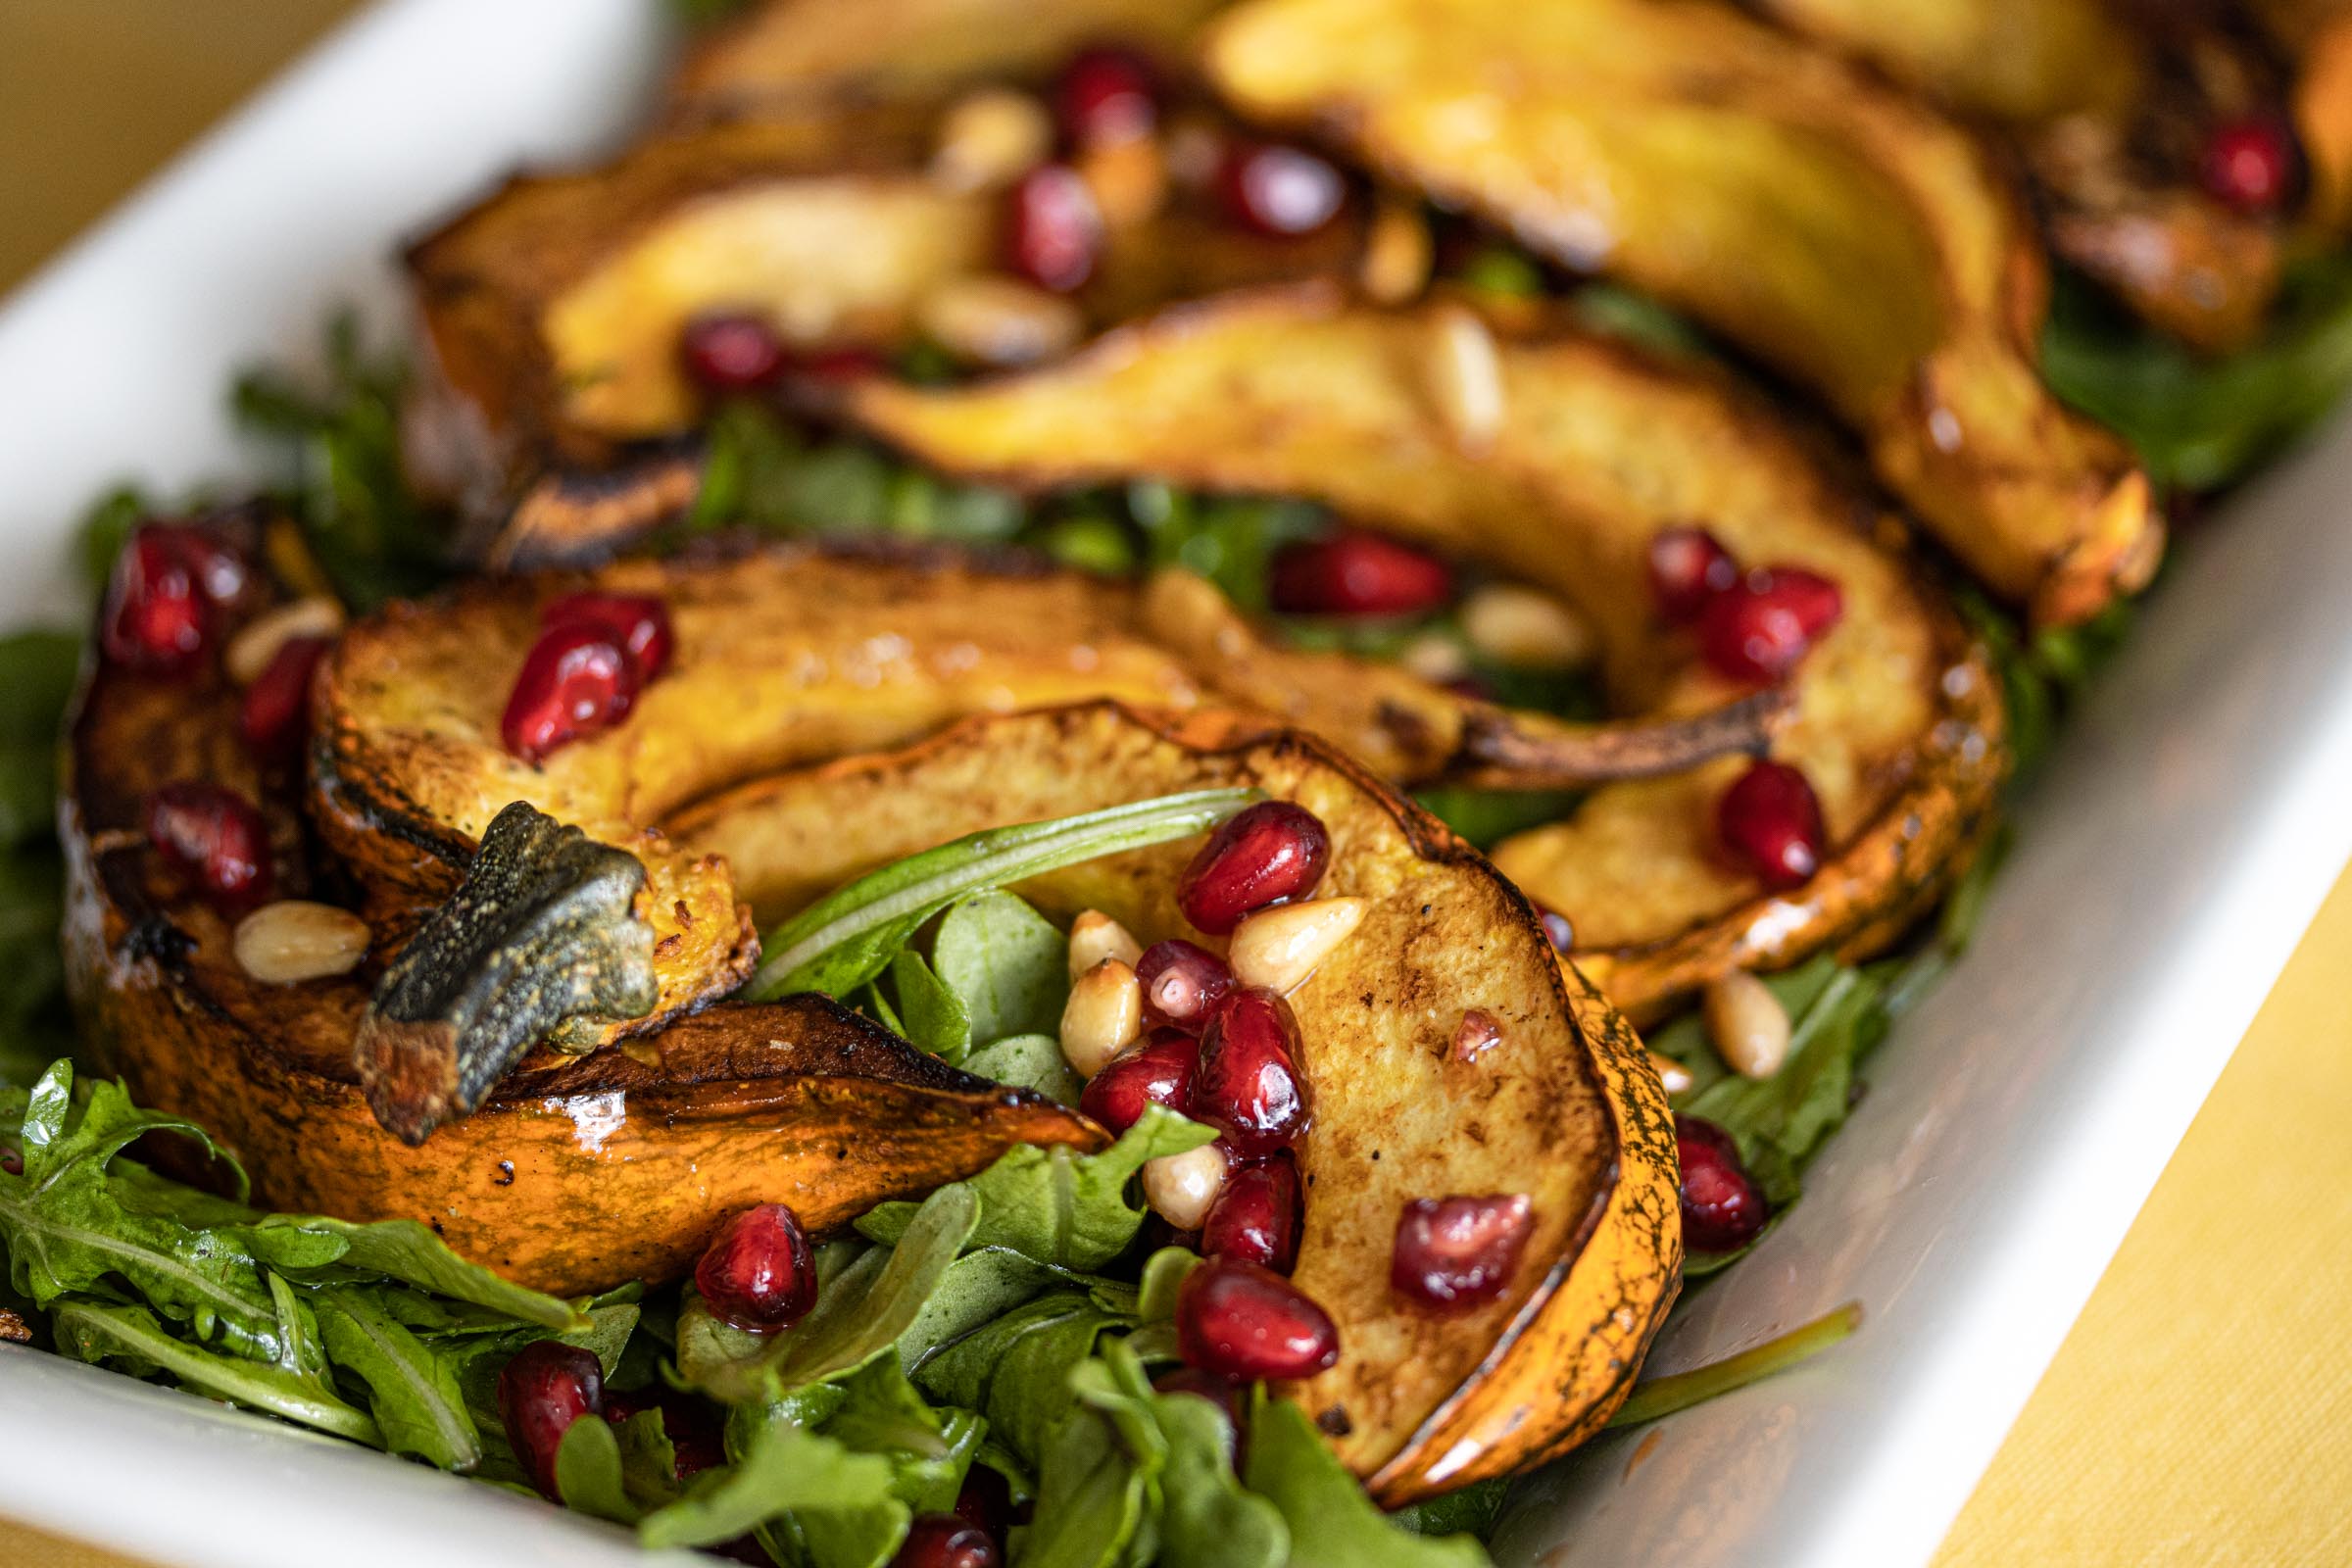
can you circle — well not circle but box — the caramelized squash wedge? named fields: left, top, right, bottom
left=666, top=700, right=1680, bottom=1501
left=846, top=288, right=2009, bottom=1012
left=315, top=538, right=1779, bottom=1108
left=1200, top=0, right=2158, bottom=626
left=60, top=595, right=1101, bottom=1296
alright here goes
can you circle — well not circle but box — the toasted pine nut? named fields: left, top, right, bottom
left=1427, top=303, right=1504, bottom=454
left=1228, top=897, right=1366, bottom=994
left=1078, top=135, right=1167, bottom=226
left=1400, top=630, right=1470, bottom=684
left=1060, top=957, right=1144, bottom=1077
left=931, top=88, right=1053, bottom=193
left=1453, top=1007, right=1503, bottom=1062
left=1068, top=909, right=1144, bottom=978
left=1648, top=1050, right=1694, bottom=1096
left=1705, top=969, right=1790, bottom=1080
left=919, top=275, right=1085, bottom=368
left=1460, top=584, right=1596, bottom=671
left=233, top=900, right=370, bottom=984
left=1143, top=1142, right=1229, bottom=1230
left=225, top=597, right=344, bottom=685
left=1360, top=198, right=1434, bottom=305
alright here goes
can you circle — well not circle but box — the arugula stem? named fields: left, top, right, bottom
left=1606, top=1301, right=1862, bottom=1428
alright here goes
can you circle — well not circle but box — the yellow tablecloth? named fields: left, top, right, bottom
left=6, top=7, right=2350, bottom=1566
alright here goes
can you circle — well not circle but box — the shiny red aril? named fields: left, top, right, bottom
left=1676, top=1114, right=1769, bottom=1252
left=1004, top=164, right=1102, bottom=292
left=1697, top=566, right=1842, bottom=682
left=1647, top=525, right=1740, bottom=622
left=1716, top=759, right=1827, bottom=892
left=1152, top=1364, right=1249, bottom=1445
left=1176, top=801, right=1331, bottom=935
left=1176, top=1256, right=1340, bottom=1381
left=695, top=1202, right=818, bottom=1333
left=144, top=781, right=271, bottom=905
left=803, top=345, right=887, bottom=381
left=1535, top=906, right=1575, bottom=954
left=542, top=591, right=675, bottom=678
left=1390, top=1194, right=1533, bottom=1309
left=1055, top=46, right=1156, bottom=146
left=1191, top=988, right=1309, bottom=1155
left=892, top=1513, right=1000, bottom=1568
left=1201, top=1154, right=1300, bottom=1273
left=1267, top=529, right=1453, bottom=618
left=1, top=1149, right=20, bottom=1176
left=237, top=634, right=332, bottom=759
left=601, top=1388, right=726, bottom=1479
left=952, top=1466, right=1013, bottom=1543
left=501, top=621, right=639, bottom=762
left=2202, top=116, right=2296, bottom=215
left=103, top=527, right=209, bottom=673
left=1217, top=141, right=1347, bottom=237
left=1136, top=938, right=1234, bottom=1027
left=1079, top=1026, right=1200, bottom=1133
left=497, top=1340, right=605, bottom=1499
left=680, top=312, right=791, bottom=393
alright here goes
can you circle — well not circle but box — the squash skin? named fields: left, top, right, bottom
left=845, top=288, right=2009, bottom=1015
left=1200, top=0, right=2159, bottom=627
left=667, top=701, right=1680, bottom=1502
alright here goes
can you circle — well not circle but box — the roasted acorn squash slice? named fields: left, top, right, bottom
left=666, top=700, right=1680, bottom=1503
left=1200, top=0, right=2159, bottom=626
left=844, top=288, right=2009, bottom=1013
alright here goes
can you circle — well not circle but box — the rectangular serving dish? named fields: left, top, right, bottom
left=4, top=4, right=2350, bottom=1565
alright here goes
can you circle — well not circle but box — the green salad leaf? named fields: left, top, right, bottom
left=50, top=1298, right=380, bottom=1443
left=312, top=1285, right=482, bottom=1469
left=1243, top=1392, right=1489, bottom=1568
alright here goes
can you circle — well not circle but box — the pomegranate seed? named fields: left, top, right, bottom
left=542, top=592, right=675, bottom=679
left=952, top=1467, right=1013, bottom=1543
left=695, top=1202, right=818, bottom=1333
left=2, top=1149, right=22, bottom=1176
left=1153, top=1364, right=1249, bottom=1450
left=237, top=634, right=331, bottom=760
left=1176, top=1256, right=1340, bottom=1381
left=1676, top=1114, right=1769, bottom=1251
left=1647, top=525, right=1740, bottom=622
left=1716, top=760, right=1827, bottom=892
left=1217, top=142, right=1347, bottom=237
left=501, top=621, right=639, bottom=762
left=144, top=782, right=271, bottom=905
left=681, top=313, right=791, bottom=393
left=1191, top=988, right=1309, bottom=1155
left=1391, top=1194, right=1533, bottom=1309
left=102, top=527, right=209, bottom=674
left=1079, top=1026, right=1200, bottom=1133
left=1201, top=1154, right=1300, bottom=1273
left=1176, top=802, right=1331, bottom=936
left=1055, top=47, right=1156, bottom=147
left=1004, top=165, right=1102, bottom=293
left=1267, top=529, right=1453, bottom=617
left=1536, top=906, right=1575, bottom=954
left=802, top=345, right=887, bottom=381
left=497, top=1341, right=605, bottom=1499
left=1696, top=566, right=1842, bottom=683
left=892, top=1513, right=999, bottom=1568
left=1136, top=939, right=1235, bottom=1027
left=601, top=1389, right=726, bottom=1479
left=2202, top=117, right=2296, bottom=215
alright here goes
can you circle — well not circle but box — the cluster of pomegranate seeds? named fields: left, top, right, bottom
left=695, top=1202, right=819, bottom=1333
left=1175, top=1256, right=1341, bottom=1381
left=1267, top=529, right=1454, bottom=618
left=1676, top=1114, right=1769, bottom=1252
left=497, top=1341, right=605, bottom=1499
left=1054, top=46, right=1157, bottom=147
left=1137, top=937, right=1234, bottom=1025
left=1176, top=800, right=1331, bottom=935
left=1005, top=164, right=1103, bottom=292
left=1698, top=567, right=1843, bottom=684
left=102, top=523, right=248, bottom=674
left=1217, top=141, right=1348, bottom=237
left=501, top=592, right=673, bottom=762
left=680, top=312, right=792, bottom=394
left=1716, top=759, right=1827, bottom=891
left=892, top=1514, right=1000, bottom=1568
left=1391, top=1195, right=1534, bottom=1310
left=1646, top=526, right=1740, bottom=624
left=237, top=634, right=332, bottom=760
left=144, top=781, right=271, bottom=906
left=1201, top=1155, right=1300, bottom=1273
left=1193, top=988, right=1310, bottom=1156
left=1080, top=1026, right=1200, bottom=1133
left=2202, top=116, right=2297, bottom=216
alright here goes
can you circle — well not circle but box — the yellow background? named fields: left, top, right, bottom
left=5, top=6, right=2350, bottom=1565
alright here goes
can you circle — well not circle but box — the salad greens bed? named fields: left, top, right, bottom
left=5, top=211, right=2351, bottom=1564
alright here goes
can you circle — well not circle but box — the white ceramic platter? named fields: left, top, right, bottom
left=4, top=4, right=2349, bottom=1565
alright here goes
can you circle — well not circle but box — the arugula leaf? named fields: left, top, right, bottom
left=749, top=790, right=1255, bottom=1001
left=554, top=1414, right=641, bottom=1524
left=1019, top=1399, right=1153, bottom=1568
left=888, top=949, right=972, bottom=1063
left=959, top=1034, right=1083, bottom=1104
left=931, top=891, right=1068, bottom=1044
left=1101, top=1341, right=1287, bottom=1568
left=1607, top=1301, right=1862, bottom=1429
left=915, top=1292, right=1130, bottom=1467
left=255, top=1215, right=585, bottom=1330
left=1243, top=1394, right=1490, bottom=1568
left=897, top=1247, right=1109, bottom=1370
left=638, top=1410, right=900, bottom=1551
left=50, top=1298, right=379, bottom=1444
left=311, top=1286, right=482, bottom=1469
left=1410, top=787, right=1587, bottom=852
